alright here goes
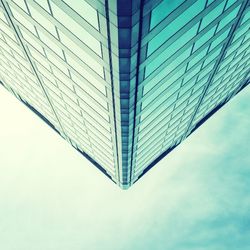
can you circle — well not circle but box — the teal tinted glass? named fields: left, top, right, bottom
left=145, top=23, right=199, bottom=77
left=200, top=1, right=226, bottom=30
left=148, top=0, right=206, bottom=55
left=150, top=0, right=184, bottom=30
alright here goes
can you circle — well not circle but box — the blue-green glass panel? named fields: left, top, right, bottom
left=200, top=1, right=226, bottom=30
left=217, top=5, right=240, bottom=31
left=148, top=0, right=206, bottom=55
left=225, top=0, right=238, bottom=9
left=210, top=27, right=230, bottom=50
left=193, top=26, right=216, bottom=51
left=146, top=23, right=199, bottom=77
left=144, top=46, right=192, bottom=94
left=150, top=0, right=184, bottom=30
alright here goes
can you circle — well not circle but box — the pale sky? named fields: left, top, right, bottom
left=0, top=85, right=249, bottom=250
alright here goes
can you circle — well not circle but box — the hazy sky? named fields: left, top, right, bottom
left=0, top=85, right=249, bottom=250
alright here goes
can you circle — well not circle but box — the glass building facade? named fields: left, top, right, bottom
left=0, top=0, right=249, bottom=189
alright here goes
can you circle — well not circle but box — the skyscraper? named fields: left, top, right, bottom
left=0, top=0, right=249, bottom=189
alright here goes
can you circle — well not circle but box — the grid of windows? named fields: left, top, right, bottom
left=131, top=0, right=249, bottom=179
left=0, top=0, right=249, bottom=188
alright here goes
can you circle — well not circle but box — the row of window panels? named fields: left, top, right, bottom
left=139, top=26, right=244, bottom=125
left=149, top=0, right=236, bottom=34
left=207, top=50, right=250, bottom=96
left=0, top=53, right=54, bottom=111
left=0, top=42, right=44, bottom=93
left=141, top=37, right=226, bottom=115
left=227, top=20, right=250, bottom=50
left=198, top=70, right=249, bottom=120
left=46, top=86, right=113, bottom=142
left=71, top=136, right=117, bottom=179
left=134, top=128, right=185, bottom=176
left=192, top=80, right=243, bottom=129
left=61, top=122, right=116, bottom=170
left=12, top=0, right=128, bottom=63
left=60, top=118, right=116, bottom=172
left=203, top=66, right=249, bottom=109
left=10, top=0, right=100, bottom=31
left=208, top=44, right=250, bottom=90
left=145, top=0, right=240, bottom=78
left=139, top=58, right=215, bottom=132
left=137, top=76, right=206, bottom=145
left=149, top=0, right=186, bottom=30
left=0, top=70, right=60, bottom=129
left=141, top=25, right=248, bottom=114
left=5, top=3, right=111, bottom=98
left=39, top=71, right=114, bottom=142
left=136, top=95, right=200, bottom=155
left=0, top=46, right=44, bottom=97
left=136, top=73, right=210, bottom=147
left=0, top=3, right=105, bottom=92
left=8, top=0, right=103, bottom=59
left=0, top=58, right=51, bottom=110
left=196, top=63, right=250, bottom=119
left=0, top=45, right=116, bottom=148
left=148, top=0, right=208, bottom=55
left=20, top=30, right=109, bottom=109
left=135, top=111, right=191, bottom=166
left=189, top=77, right=249, bottom=135
left=219, top=38, right=250, bottom=73
left=34, top=62, right=111, bottom=127
left=0, top=0, right=103, bottom=51
left=50, top=97, right=115, bottom=157
left=0, top=67, right=77, bottom=138
left=143, top=21, right=236, bottom=117
left=1, top=21, right=96, bottom=111
left=75, top=142, right=116, bottom=178
left=192, top=101, right=221, bottom=130
left=58, top=117, right=115, bottom=165
left=0, top=11, right=18, bottom=41
left=143, top=8, right=246, bottom=107
left=148, top=2, right=240, bottom=69
left=142, top=14, right=235, bottom=99
left=0, top=22, right=34, bottom=70
left=66, top=131, right=116, bottom=176
left=44, top=81, right=114, bottom=144
left=146, top=1, right=244, bottom=56
left=137, top=84, right=230, bottom=172
left=190, top=63, right=249, bottom=133
left=145, top=2, right=204, bottom=67
left=18, top=20, right=106, bottom=80
left=134, top=130, right=184, bottom=176
left=229, top=23, right=250, bottom=52
left=34, top=61, right=112, bottom=129
left=135, top=99, right=201, bottom=158
left=213, top=38, right=250, bottom=84
left=25, top=46, right=113, bottom=130
left=204, top=57, right=249, bottom=102
left=134, top=93, right=202, bottom=161
left=12, top=3, right=126, bottom=82
left=18, top=0, right=123, bottom=83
